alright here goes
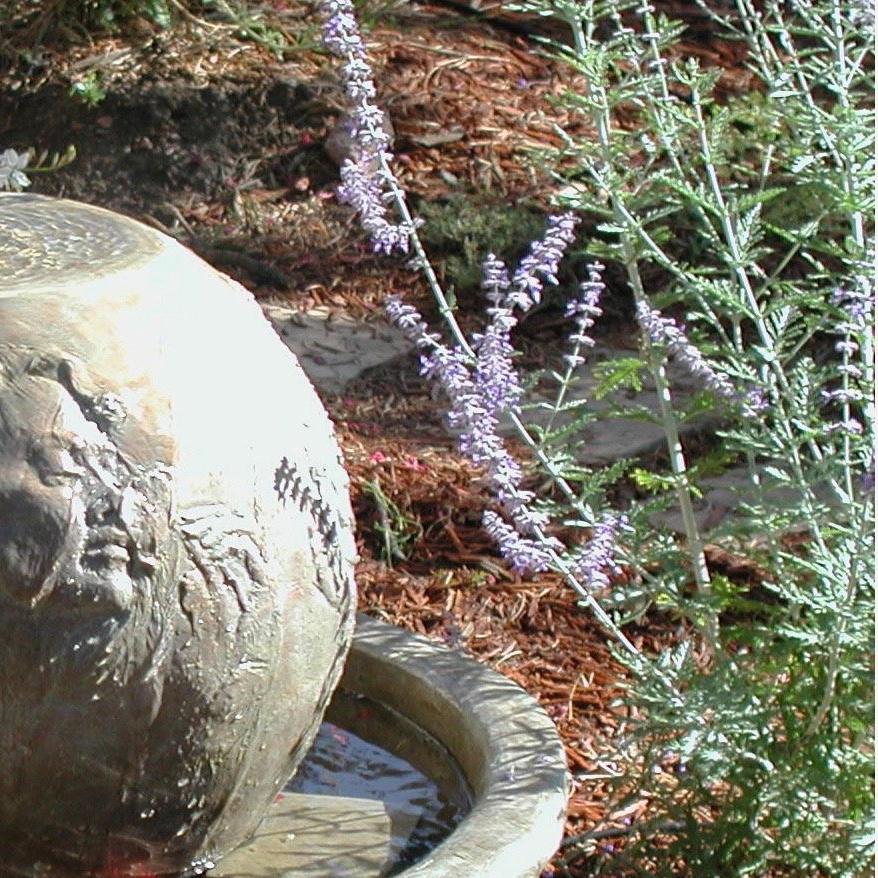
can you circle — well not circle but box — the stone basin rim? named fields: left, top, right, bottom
left=335, top=614, right=569, bottom=878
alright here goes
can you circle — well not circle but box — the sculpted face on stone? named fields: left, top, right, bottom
left=0, top=364, right=174, bottom=617
left=0, top=193, right=357, bottom=877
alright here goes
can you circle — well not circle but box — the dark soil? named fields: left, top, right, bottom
left=1, top=77, right=331, bottom=212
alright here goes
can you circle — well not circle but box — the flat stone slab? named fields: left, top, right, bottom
left=525, top=392, right=675, bottom=465
left=213, top=792, right=397, bottom=878
left=648, top=465, right=842, bottom=534
left=263, top=304, right=413, bottom=395
left=509, top=346, right=719, bottom=466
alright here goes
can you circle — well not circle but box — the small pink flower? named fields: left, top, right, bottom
left=369, top=450, right=389, bottom=463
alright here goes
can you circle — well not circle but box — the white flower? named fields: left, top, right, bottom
left=0, top=149, right=31, bottom=191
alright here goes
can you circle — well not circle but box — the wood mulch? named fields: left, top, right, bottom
left=336, top=422, right=685, bottom=873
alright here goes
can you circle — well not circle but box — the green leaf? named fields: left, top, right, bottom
left=593, top=357, right=646, bottom=399
left=631, top=467, right=678, bottom=493
left=737, top=186, right=787, bottom=212
left=147, top=0, right=172, bottom=27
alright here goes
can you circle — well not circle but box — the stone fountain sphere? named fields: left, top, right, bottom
left=0, top=194, right=357, bottom=877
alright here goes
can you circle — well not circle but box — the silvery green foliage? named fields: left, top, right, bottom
left=521, top=1, right=874, bottom=874
left=321, top=0, right=874, bottom=873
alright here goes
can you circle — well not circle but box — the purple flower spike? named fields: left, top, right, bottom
left=483, top=511, right=554, bottom=575
left=831, top=283, right=873, bottom=330
left=387, top=294, right=560, bottom=577
left=636, top=302, right=670, bottom=346
left=562, top=261, right=606, bottom=364
left=822, top=388, right=863, bottom=405
left=472, top=316, right=524, bottom=417
left=405, top=317, right=519, bottom=486
left=482, top=253, right=510, bottom=305
left=337, top=157, right=409, bottom=254
left=827, top=419, right=864, bottom=436
left=385, top=294, right=438, bottom=347
left=319, top=0, right=410, bottom=253
left=635, top=301, right=738, bottom=402
left=510, top=213, right=581, bottom=310
left=570, top=514, right=627, bottom=593
left=470, top=255, right=524, bottom=418
left=835, top=339, right=859, bottom=357
left=742, top=387, right=769, bottom=417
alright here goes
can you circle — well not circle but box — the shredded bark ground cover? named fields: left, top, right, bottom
left=0, top=3, right=763, bottom=872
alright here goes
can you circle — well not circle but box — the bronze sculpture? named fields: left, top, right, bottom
left=0, top=193, right=357, bottom=876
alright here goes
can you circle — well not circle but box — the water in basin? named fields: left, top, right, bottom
left=213, top=691, right=472, bottom=878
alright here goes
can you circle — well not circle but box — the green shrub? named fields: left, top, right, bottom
left=320, top=0, right=875, bottom=873
left=417, top=195, right=548, bottom=297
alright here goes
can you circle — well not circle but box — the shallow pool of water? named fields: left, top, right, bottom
left=288, top=691, right=473, bottom=874
left=214, top=690, right=472, bottom=878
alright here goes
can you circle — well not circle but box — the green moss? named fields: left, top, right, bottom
left=417, top=194, right=548, bottom=296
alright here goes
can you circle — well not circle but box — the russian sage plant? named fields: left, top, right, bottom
left=318, top=0, right=874, bottom=874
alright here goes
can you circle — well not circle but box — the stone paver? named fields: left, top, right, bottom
left=648, top=466, right=842, bottom=534
left=515, top=388, right=720, bottom=466
left=506, top=346, right=720, bottom=466
left=263, top=303, right=413, bottom=395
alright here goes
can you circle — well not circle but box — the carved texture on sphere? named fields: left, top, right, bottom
left=0, top=194, right=357, bottom=877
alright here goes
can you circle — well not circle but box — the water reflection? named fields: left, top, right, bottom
left=286, top=691, right=472, bottom=875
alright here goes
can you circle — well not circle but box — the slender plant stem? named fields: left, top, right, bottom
left=566, top=6, right=719, bottom=657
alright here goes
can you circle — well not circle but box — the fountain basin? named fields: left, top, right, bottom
left=214, top=615, right=569, bottom=878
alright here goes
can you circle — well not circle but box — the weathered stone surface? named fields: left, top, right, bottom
left=263, top=304, right=413, bottom=395
left=0, top=193, right=357, bottom=876
left=213, top=792, right=396, bottom=878
left=216, top=616, right=568, bottom=878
